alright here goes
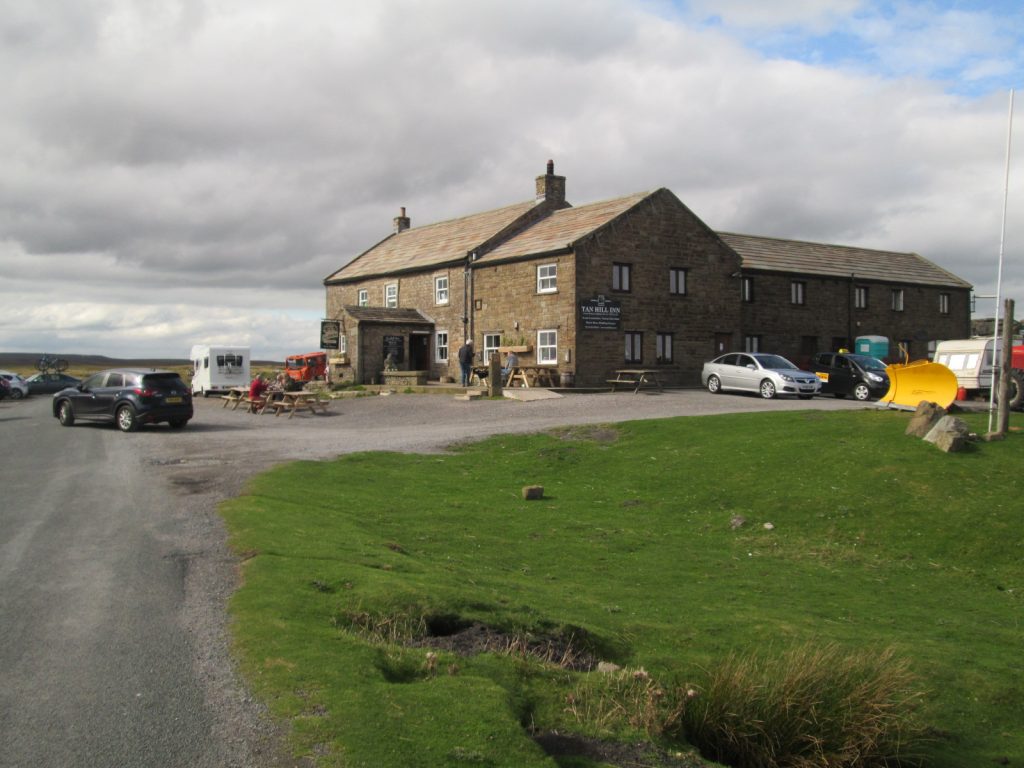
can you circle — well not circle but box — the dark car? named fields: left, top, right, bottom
left=52, top=369, right=193, bottom=432
left=26, top=372, right=82, bottom=395
left=811, top=352, right=890, bottom=401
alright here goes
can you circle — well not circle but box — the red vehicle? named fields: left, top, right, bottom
left=285, top=352, right=327, bottom=383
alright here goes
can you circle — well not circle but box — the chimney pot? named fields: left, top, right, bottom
left=535, top=160, right=566, bottom=206
left=393, top=207, right=411, bottom=233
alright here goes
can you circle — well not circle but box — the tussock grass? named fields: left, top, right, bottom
left=674, top=644, right=927, bottom=768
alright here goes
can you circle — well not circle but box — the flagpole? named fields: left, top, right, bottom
left=988, top=89, right=1014, bottom=434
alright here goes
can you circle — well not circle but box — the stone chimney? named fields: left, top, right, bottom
left=535, top=159, right=566, bottom=206
left=393, top=206, right=410, bottom=233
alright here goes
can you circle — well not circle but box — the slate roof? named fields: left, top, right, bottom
left=718, top=232, right=972, bottom=289
left=325, top=200, right=536, bottom=282
left=477, top=190, right=655, bottom=263
left=343, top=307, right=433, bottom=324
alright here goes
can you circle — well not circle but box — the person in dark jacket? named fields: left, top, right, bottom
left=457, top=340, right=475, bottom=386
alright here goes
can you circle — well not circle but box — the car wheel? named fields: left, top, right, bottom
left=11, top=389, right=24, bottom=400
left=169, top=418, right=189, bottom=429
left=1009, top=369, right=1024, bottom=410
left=853, top=383, right=871, bottom=401
left=759, top=379, right=777, bottom=399
left=116, top=405, right=139, bottom=432
left=58, top=400, right=75, bottom=426
left=706, top=374, right=722, bottom=394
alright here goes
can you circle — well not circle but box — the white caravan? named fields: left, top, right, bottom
left=189, top=345, right=251, bottom=396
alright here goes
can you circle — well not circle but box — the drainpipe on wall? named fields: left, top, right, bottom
left=463, top=254, right=474, bottom=344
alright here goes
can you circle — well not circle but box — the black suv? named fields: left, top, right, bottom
left=811, top=352, right=890, bottom=401
left=53, top=369, right=193, bottom=432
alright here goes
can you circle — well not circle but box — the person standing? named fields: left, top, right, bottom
left=457, top=339, right=475, bottom=386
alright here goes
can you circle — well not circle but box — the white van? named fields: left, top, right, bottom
left=189, top=345, right=251, bottom=397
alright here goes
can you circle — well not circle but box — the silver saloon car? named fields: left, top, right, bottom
left=702, top=352, right=821, bottom=399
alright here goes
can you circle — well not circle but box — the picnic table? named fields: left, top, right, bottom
left=505, top=365, right=557, bottom=388
left=607, top=369, right=663, bottom=393
left=261, top=390, right=331, bottom=418
left=221, top=386, right=264, bottom=411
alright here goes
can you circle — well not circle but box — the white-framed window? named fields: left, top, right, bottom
left=669, top=268, right=687, bottom=295
left=625, top=331, right=643, bottom=363
left=537, top=264, right=557, bottom=294
left=385, top=283, right=398, bottom=308
left=855, top=286, right=868, bottom=309
left=435, top=331, right=449, bottom=363
left=537, top=329, right=557, bottom=364
left=612, top=263, right=631, bottom=292
left=435, top=275, right=449, bottom=305
left=891, top=288, right=904, bottom=312
left=939, top=292, right=950, bottom=314
left=357, top=289, right=368, bottom=307
left=744, top=335, right=762, bottom=353
left=483, top=333, right=501, bottom=364
left=790, top=280, right=806, bottom=306
left=741, top=276, right=754, bottom=303
left=656, top=332, right=673, bottom=363
left=339, top=335, right=347, bottom=354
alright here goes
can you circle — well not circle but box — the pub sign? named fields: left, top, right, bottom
left=320, top=320, right=341, bottom=349
left=579, top=295, right=621, bottom=330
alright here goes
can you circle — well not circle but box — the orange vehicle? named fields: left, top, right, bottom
left=285, top=352, right=327, bottom=382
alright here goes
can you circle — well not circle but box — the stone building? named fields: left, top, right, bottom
left=323, top=162, right=971, bottom=387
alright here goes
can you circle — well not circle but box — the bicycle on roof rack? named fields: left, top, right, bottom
left=37, top=355, right=70, bottom=374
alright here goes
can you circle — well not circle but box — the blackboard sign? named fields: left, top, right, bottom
left=320, top=320, right=340, bottom=349
left=383, top=334, right=405, bottom=363
left=579, top=295, right=621, bottom=330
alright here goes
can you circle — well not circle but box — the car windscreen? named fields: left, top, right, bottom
left=848, top=355, right=887, bottom=371
left=141, top=373, right=186, bottom=391
left=753, top=354, right=796, bottom=370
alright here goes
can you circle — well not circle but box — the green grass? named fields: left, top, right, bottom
left=221, top=410, right=1024, bottom=767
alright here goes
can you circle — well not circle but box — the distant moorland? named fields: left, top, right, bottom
left=0, top=352, right=283, bottom=379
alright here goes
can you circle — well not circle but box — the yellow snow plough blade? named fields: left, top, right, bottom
left=881, top=360, right=959, bottom=409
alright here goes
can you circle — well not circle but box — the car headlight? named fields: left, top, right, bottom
left=780, top=374, right=794, bottom=382
left=867, top=373, right=885, bottom=383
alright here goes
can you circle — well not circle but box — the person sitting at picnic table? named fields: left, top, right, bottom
left=502, top=350, right=519, bottom=384
left=249, top=374, right=268, bottom=403
left=457, top=339, right=475, bottom=386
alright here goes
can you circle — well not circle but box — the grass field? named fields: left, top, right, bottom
left=221, top=409, right=1023, bottom=767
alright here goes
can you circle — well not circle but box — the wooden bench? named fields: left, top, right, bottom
left=264, top=394, right=331, bottom=418
left=608, top=370, right=663, bottom=393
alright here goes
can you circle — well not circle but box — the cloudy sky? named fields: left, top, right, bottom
left=2, top=0, right=1022, bottom=361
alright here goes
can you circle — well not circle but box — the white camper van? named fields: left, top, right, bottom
left=190, top=345, right=251, bottom=397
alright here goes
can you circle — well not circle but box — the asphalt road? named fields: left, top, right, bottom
left=0, top=389, right=863, bottom=767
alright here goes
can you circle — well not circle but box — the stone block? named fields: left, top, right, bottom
left=522, top=485, right=544, bottom=500
left=923, top=415, right=972, bottom=452
left=905, top=401, right=946, bottom=437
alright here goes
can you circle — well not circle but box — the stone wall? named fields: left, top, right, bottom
left=470, top=253, right=576, bottom=370
left=573, top=190, right=742, bottom=387
left=740, top=271, right=972, bottom=365
left=326, top=267, right=468, bottom=382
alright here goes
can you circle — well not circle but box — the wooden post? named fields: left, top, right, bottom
left=487, top=351, right=502, bottom=398
left=996, top=298, right=1015, bottom=436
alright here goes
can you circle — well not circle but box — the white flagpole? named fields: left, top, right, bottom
left=988, top=90, right=1014, bottom=434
